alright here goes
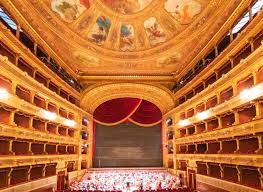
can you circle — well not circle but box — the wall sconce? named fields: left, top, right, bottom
left=42, top=110, right=57, bottom=121
left=178, top=119, right=191, bottom=127
left=0, top=88, right=9, bottom=100
left=196, top=110, right=211, bottom=120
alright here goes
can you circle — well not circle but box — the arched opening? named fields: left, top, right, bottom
left=93, top=97, right=163, bottom=167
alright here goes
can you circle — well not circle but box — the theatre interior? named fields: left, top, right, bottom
left=0, top=0, right=263, bottom=192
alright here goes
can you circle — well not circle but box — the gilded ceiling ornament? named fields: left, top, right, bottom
left=144, top=17, right=167, bottom=47
left=9, top=0, right=240, bottom=75
left=51, top=0, right=91, bottom=22
left=158, top=53, right=181, bottom=67
left=164, top=0, right=202, bottom=25
left=100, top=0, right=153, bottom=14
left=73, top=50, right=99, bottom=67
left=78, top=16, right=91, bottom=30
left=120, top=24, right=136, bottom=51
left=88, top=16, right=111, bottom=45
left=81, top=83, right=175, bottom=114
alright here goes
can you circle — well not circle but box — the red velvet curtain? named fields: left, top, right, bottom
left=129, top=100, right=162, bottom=126
left=93, top=98, right=162, bottom=126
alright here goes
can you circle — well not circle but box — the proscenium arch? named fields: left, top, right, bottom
left=80, top=83, right=175, bottom=114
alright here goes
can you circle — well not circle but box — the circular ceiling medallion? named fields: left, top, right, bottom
left=100, top=0, right=154, bottom=14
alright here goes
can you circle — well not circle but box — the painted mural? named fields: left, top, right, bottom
left=164, top=0, right=202, bottom=24
left=144, top=17, right=166, bottom=47
left=100, top=0, right=153, bottom=14
left=120, top=24, right=135, bottom=51
left=51, top=0, right=92, bottom=22
left=88, top=16, right=111, bottom=45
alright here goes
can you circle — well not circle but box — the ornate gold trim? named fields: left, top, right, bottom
left=81, top=83, right=175, bottom=114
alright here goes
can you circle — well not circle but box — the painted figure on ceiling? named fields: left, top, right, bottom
left=165, top=0, right=202, bottom=24
left=101, top=0, right=152, bottom=14
left=88, top=16, right=111, bottom=45
left=144, top=17, right=166, bottom=46
left=51, top=0, right=92, bottom=22
left=120, top=24, right=135, bottom=51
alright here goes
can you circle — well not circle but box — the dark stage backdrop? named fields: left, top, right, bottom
left=94, top=122, right=162, bottom=167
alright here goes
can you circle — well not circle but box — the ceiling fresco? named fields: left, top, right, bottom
left=164, top=0, right=202, bottom=24
left=51, top=0, right=92, bottom=22
left=6, top=0, right=242, bottom=76
left=87, top=16, right=111, bottom=45
left=50, top=0, right=204, bottom=51
left=100, top=0, right=153, bottom=14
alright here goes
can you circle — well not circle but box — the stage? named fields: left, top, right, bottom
left=67, top=167, right=191, bottom=192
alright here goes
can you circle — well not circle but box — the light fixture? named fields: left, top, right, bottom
left=0, top=88, right=9, bottom=99
left=42, top=110, right=57, bottom=121
left=196, top=110, right=211, bottom=120
left=240, top=87, right=261, bottom=101
left=64, top=119, right=76, bottom=127
left=178, top=119, right=191, bottom=127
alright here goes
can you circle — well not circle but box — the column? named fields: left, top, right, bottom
left=218, top=141, right=223, bottom=154
left=27, top=166, right=32, bottom=181
left=10, top=81, right=17, bottom=95
left=214, top=70, right=219, bottom=81
left=251, top=71, right=257, bottom=85
left=233, top=110, right=239, bottom=125
left=29, top=117, right=34, bottom=129
left=45, top=99, right=49, bottom=110
left=215, top=91, right=219, bottom=105
left=9, top=140, right=14, bottom=155
left=15, top=53, right=20, bottom=66
left=44, top=143, right=48, bottom=155
left=236, top=165, right=241, bottom=183
left=44, top=121, right=48, bottom=133
left=254, top=101, right=262, bottom=119
left=206, top=162, right=210, bottom=176
left=28, top=141, right=33, bottom=155
left=66, top=128, right=69, bottom=137
left=220, top=164, right=224, bottom=179
left=186, top=145, right=189, bottom=154
left=58, top=87, right=62, bottom=96
left=30, top=91, right=36, bottom=104
left=204, top=121, right=208, bottom=132
left=234, top=139, right=240, bottom=154
left=256, top=136, right=263, bottom=154
left=205, top=143, right=209, bottom=154
left=258, top=168, right=263, bottom=189
left=33, top=42, right=37, bottom=55
left=9, top=110, right=15, bottom=126
left=194, top=125, right=197, bottom=135
left=217, top=116, right=222, bottom=129
left=202, top=80, right=206, bottom=89
left=88, top=116, right=93, bottom=168
left=249, top=37, right=255, bottom=52
left=42, top=164, right=47, bottom=177
left=229, top=56, right=234, bottom=69
left=7, top=168, right=12, bottom=186
left=32, top=68, right=37, bottom=79
left=186, top=128, right=190, bottom=136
